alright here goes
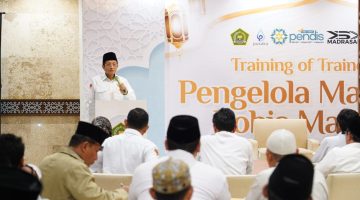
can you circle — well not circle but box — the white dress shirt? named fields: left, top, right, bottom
left=316, top=142, right=360, bottom=177
left=92, top=74, right=136, bottom=101
left=312, top=133, right=346, bottom=163
left=129, top=149, right=231, bottom=200
left=100, top=128, right=158, bottom=174
left=87, top=74, right=136, bottom=121
left=246, top=167, right=328, bottom=200
left=199, top=131, right=253, bottom=175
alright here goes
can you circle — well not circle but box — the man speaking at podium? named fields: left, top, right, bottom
left=88, top=52, right=136, bottom=120
left=92, top=52, right=136, bottom=101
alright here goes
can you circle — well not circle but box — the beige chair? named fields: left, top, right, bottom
left=253, top=119, right=320, bottom=160
left=227, top=175, right=256, bottom=199
left=93, top=173, right=132, bottom=190
left=326, top=173, right=360, bottom=200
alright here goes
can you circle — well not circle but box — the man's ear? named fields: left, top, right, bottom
left=213, top=124, right=218, bottom=133
left=124, top=119, right=128, bottom=128
left=195, top=141, right=201, bottom=153
left=81, top=141, right=90, bottom=153
left=164, top=140, right=169, bottom=150
left=185, top=186, right=194, bottom=200
left=149, top=188, right=157, bottom=199
left=232, top=123, right=237, bottom=133
left=262, top=184, right=269, bottom=198
left=19, top=157, right=25, bottom=168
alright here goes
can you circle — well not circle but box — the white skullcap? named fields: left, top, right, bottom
left=266, top=129, right=297, bottom=155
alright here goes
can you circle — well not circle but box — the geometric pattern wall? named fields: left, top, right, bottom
left=0, top=99, right=80, bottom=115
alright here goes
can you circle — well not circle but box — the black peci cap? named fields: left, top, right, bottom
left=167, top=115, right=201, bottom=144
left=75, top=121, right=109, bottom=145
left=102, top=52, right=118, bottom=65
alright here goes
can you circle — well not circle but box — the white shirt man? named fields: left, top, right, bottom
left=200, top=131, right=253, bottom=175
left=312, top=133, right=346, bottom=163
left=316, top=116, right=360, bottom=177
left=87, top=52, right=136, bottom=121
left=246, top=129, right=328, bottom=200
left=92, top=74, right=136, bottom=101
left=316, top=142, right=360, bottom=177
left=129, top=115, right=231, bottom=200
left=100, top=128, right=158, bottom=174
left=129, top=150, right=231, bottom=200
left=313, top=108, right=358, bottom=163
left=199, top=107, right=253, bottom=175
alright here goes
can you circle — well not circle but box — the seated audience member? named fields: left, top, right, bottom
left=39, top=121, right=127, bottom=200
left=92, top=116, right=113, bottom=135
left=263, top=154, right=314, bottom=200
left=313, top=108, right=358, bottom=163
left=100, top=108, right=159, bottom=174
left=0, top=133, right=42, bottom=200
left=246, top=129, right=328, bottom=200
left=150, top=158, right=193, bottom=200
left=129, top=115, right=231, bottom=200
left=316, top=115, right=360, bottom=177
left=90, top=116, right=113, bottom=173
left=0, top=167, right=42, bottom=200
left=199, top=108, right=253, bottom=175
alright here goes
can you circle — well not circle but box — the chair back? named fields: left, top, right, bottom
left=327, top=173, right=360, bottom=200
left=253, top=119, right=308, bottom=148
left=227, top=175, right=256, bottom=198
left=93, top=173, right=132, bottom=190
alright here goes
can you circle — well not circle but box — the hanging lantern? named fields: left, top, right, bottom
left=165, top=3, right=189, bottom=49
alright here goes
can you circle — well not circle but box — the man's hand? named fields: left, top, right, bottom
left=118, top=83, right=128, bottom=95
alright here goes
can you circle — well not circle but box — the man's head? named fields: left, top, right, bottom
left=0, top=133, right=25, bottom=168
left=263, top=154, right=314, bottom=200
left=265, top=129, right=297, bottom=167
left=125, top=108, right=149, bottom=134
left=102, top=52, right=118, bottom=77
left=213, top=108, right=236, bottom=133
left=69, top=121, right=109, bottom=166
left=92, top=116, right=112, bottom=136
left=336, top=108, right=358, bottom=134
left=150, top=158, right=193, bottom=200
left=345, top=115, right=360, bottom=143
left=166, top=115, right=201, bottom=155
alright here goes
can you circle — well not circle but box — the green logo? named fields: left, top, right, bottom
left=231, top=28, right=249, bottom=45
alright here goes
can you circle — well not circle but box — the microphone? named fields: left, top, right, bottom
left=115, top=76, right=128, bottom=95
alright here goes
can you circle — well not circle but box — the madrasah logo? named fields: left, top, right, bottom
left=327, top=31, right=358, bottom=44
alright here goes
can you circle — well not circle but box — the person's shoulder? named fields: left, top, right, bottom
left=194, top=161, right=226, bottom=178
left=257, top=167, right=274, bottom=178
left=103, top=135, right=123, bottom=145
left=143, top=138, right=157, bottom=147
left=115, top=75, right=128, bottom=81
left=92, top=74, right=104, bottom=81
left=200, top=134, right=213, bottom=142
left=134, top=157, right=166, bottom=175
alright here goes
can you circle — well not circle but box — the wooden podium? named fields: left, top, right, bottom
left=95, top=100, right=147, bottom=134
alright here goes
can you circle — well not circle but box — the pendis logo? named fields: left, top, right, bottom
left=271, top=29, right=288, bottom=45
left=231, top=28, right=249, bottom=45
left=289, top=29, right=324, bottom=43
